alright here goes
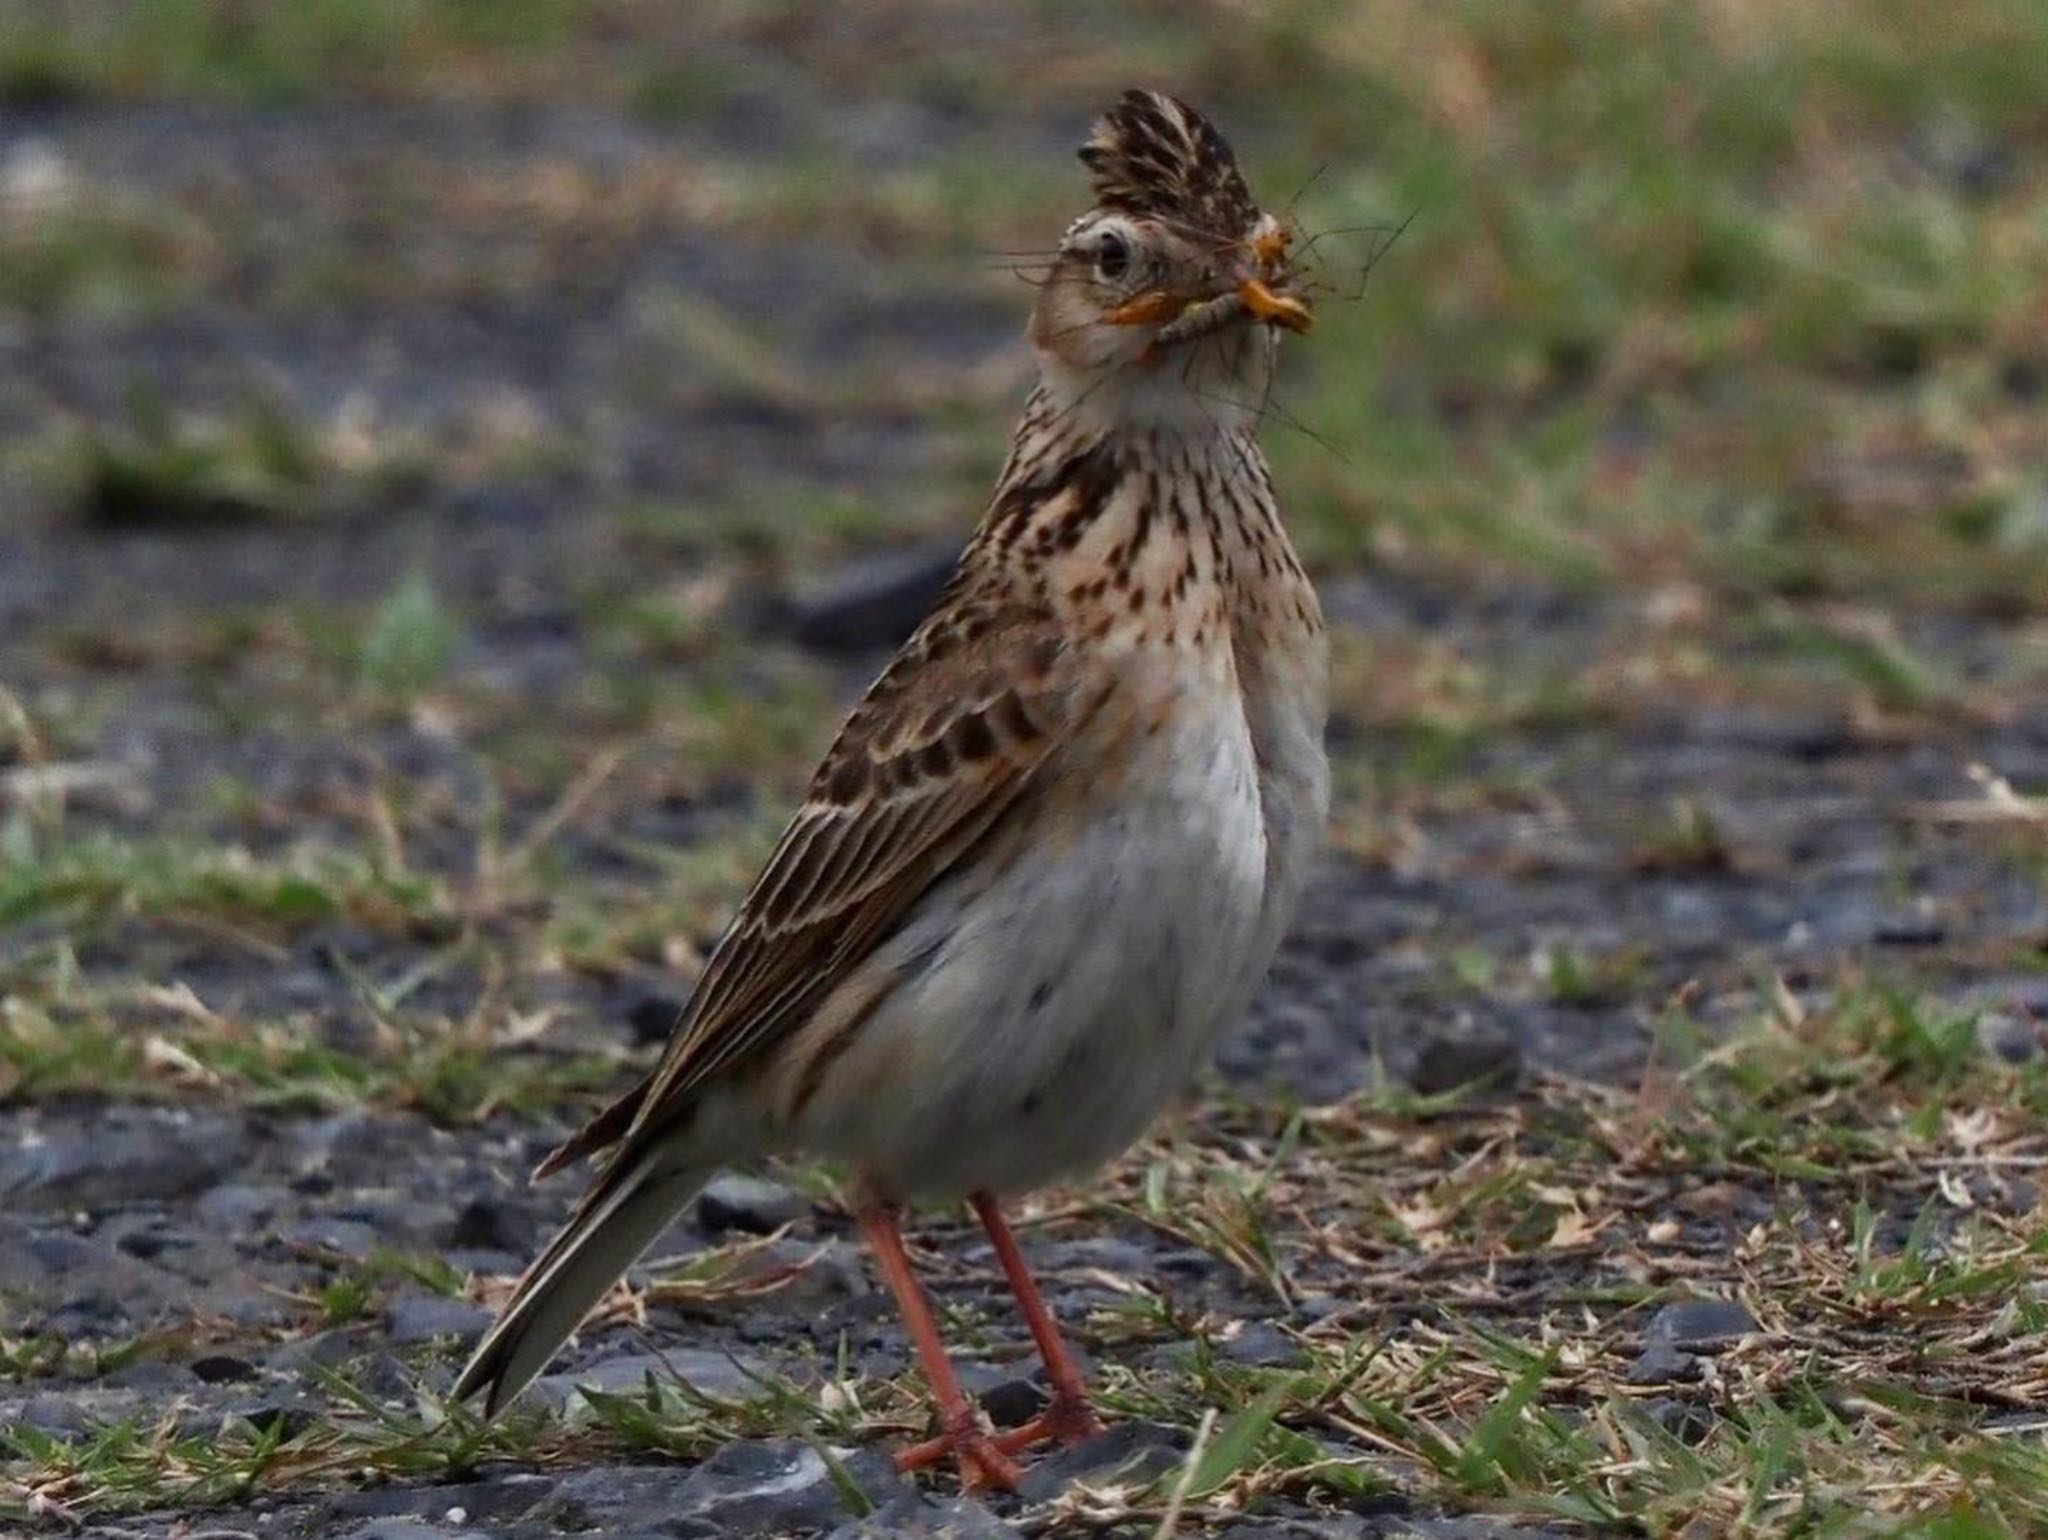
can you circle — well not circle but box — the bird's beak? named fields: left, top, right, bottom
left=1236, top=276, right=1313, bottom=334
left=1100, top=225, right=1313, bottom=338
left=1101, top=289, right=1193, bottom=328
left=1102, top=280, right=1312, bottom=334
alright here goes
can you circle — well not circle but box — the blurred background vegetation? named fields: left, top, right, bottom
left=1, top=0, right=2045, bottom=1094
left=5, top=1, right=2045, bottom=765
left=2, top=0, right=2046, bottom=1109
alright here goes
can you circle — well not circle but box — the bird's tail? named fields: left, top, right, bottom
left=452, top=1147, right=708, bottom=1416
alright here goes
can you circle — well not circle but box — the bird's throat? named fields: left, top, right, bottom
left=973, top=386, right=1308, bottom=656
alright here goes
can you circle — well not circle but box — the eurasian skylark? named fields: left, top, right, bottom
left=455, top=89, right=1329, bottom=1491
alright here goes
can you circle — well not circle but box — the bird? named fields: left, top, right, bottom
left=453, top=88, right=1330, bottom=1493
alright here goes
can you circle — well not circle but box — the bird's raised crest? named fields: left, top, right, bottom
left=1079, top=88, right=1259, bottom=240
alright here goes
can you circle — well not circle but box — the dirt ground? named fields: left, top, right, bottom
left=5, top=6, right=2048, bottom=1537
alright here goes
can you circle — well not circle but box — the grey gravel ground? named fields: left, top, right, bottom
left=6, top=683, right=2044, bottom=1534
left=6, top=38, right=2048, bottom=1540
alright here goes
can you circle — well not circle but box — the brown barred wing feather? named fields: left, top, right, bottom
left=535, top=595, right=1084, bottom=1178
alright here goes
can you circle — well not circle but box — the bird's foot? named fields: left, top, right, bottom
left=897, top=1392, right=1103, bottom=1482
left=894, top=1412, right=1024, bottom=1493
left=996, top=1390, right=1104, bottom=1453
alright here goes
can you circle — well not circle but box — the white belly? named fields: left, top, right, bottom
left=792, top=691, right=1288, bottom=1200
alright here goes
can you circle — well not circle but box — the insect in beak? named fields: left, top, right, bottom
left=1252, top=223, right=1293, bottom=273
left=1238, top=223, right=1310, bottom=333
left=1236, top=277, right=1313, bottom=334
left=1106, top=278, right=1310, bottom=336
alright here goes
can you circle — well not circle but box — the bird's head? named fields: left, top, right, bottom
left=1030, top=90, right=1310, bottom=429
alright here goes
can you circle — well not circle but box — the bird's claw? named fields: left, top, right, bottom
left=894, top=1414, right=1025, bottom=1493
left=895, top=1393, right=1103, bottom=1487
left=996, top=1393, right=1104, bottom=1453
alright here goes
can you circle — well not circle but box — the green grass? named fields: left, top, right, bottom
left=5, top=3, right=2048, bottom=1535
left=353, top=569, right=467, bottom=700
left=12, top=0, right=2047, bottom=675
left=0, top=0, right=584, bottom=107
left=0, top=822, right=441, bottom=933
left=6, top=984, right=2046, bottom=1530
left=20, top=382, right=433, bottom=530
left=0, top=198, right=204, bottom=321
left=1266, top=1, right=2048, bottom=633
left=0, top=946, right=622, bottom=1121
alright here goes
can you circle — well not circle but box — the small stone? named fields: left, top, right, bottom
left=291, top=1110, right=384, bottom=1174
left=532, top=1347, right=769, bottom=1413
left=1154, top=1246, right=1220, bottom=1282
left=1290, top=1293, right=1346, bottom=1326
left=1, top=140, right=70, bottom=210
left=447, top=1195, right=530, bottom=1253
left=330, top=1194, right=441, bottom=1249
left=283, top=1216, right=381, bottom=1257
left=106, top=1361, right=196, bottom=1396
left=1625, top=1342, right=1699, bottom=1385
left=523, top=1466, right=696, bottom=1530
left=1219, top=1321, right=1302, bottom=1368
left=267, top=1330, right=357, bottom=1373
left=1, top=1114, right=249, bottom=1209
left=733, top=1235, right=864, bottom=1305
left=823, top=1491, right=1021, bottom=1538
left=443, top=1247, right=523, bottom=1279
left=1978, top=1013, right=2041, bottom=1066
left=322, top=1476, right=551, bottom=1530
left=1874, top=909, right=1946, bottom=946
left=387, top=1292, right=492, bottom=1346
left=1645, top=1297, right=1757, bottom=1351
left=1016, top=1421, right=1187, bottom=1504
left=43, top=1291, right=134, bottom=1340
left=111, top=1225, right=173, bottom=1261
left=18, top=1230, right=100, bottom=1276
left=1642, top=1396, right=1716, bottom=1443
left=976, top=1374, right=1047, bottom=1429
left=1394, top=1517, right=1583, bottom=1538
left=671, top=1440, right=902, bottom=1532
left=777, top=541, right=959, bottom=653
left=14, top=1393, right=105, bottom=1437
left=190, top=1353, right=260, bottom=1385
left=696, top=1174, right=810, bottom=1235
left=354, top=1352, right=417, bottom=1398
left=196, top=1183, right=279, bottom=1230
left=627, top=995, right=686, bottom=1046
left=1029, top=1235, right=1157, bottom=1276
left=527, top=1458, right=888, bottom=1538
left=217, top=1292, right=298, bottom=1332
left=1409, top=1026, right=1523, bottom=1097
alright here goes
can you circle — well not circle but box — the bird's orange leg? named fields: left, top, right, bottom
left=857, top=1202, right=1021, bottom=1493
left=970, top=1191, right=1104, bottom=1450
left=890, top=1195, right=1106, bottom=1474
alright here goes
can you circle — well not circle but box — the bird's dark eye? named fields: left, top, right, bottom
left=1095, top=231, right=1131, bottom=281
